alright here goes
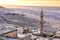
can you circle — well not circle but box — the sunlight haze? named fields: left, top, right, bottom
left=0, top=0, right=60, bottom=7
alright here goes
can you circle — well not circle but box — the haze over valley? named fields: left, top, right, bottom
left=0, top=6, right=60, bottom=32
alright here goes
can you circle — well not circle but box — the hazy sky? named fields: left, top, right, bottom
left=0, top=0, right=60, bottom=6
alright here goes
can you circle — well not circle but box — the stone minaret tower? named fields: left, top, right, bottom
left=40, top=9, right=44, bottom=36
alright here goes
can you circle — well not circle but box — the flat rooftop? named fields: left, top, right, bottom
left=0, top=36, right=20, bottom=40
left=0, top=28, right=17, bottom=36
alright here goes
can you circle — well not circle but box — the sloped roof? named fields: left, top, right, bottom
left=0, top=28, right=17, bottom=36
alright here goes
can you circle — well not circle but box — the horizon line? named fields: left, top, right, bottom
left=1, top=5, right=60, bottom=8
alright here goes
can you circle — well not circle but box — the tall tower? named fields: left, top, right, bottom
left=40, top=9, right=44, bottom=36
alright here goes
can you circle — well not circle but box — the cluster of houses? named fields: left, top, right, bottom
left=0, top=9, right=60, bottom=40
left=0, top=24, right=60, bottom=40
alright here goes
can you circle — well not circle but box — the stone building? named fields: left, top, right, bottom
left=0, top=28, right=17, bottom=38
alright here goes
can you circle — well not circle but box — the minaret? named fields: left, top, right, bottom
left=40, top=9, right=44, bottom=36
